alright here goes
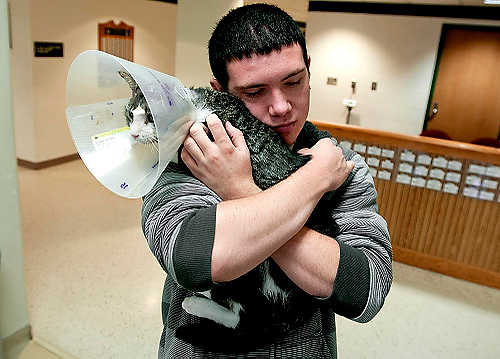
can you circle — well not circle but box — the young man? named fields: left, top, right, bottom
left=142, top=4, right=392, bottom=358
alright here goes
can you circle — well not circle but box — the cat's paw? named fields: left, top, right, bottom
left=182, top=296, right=240, bottom=329
left=181, top=296, right=206, bottom=316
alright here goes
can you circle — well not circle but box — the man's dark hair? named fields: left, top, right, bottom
left=208, top=3, right=308, bottom=90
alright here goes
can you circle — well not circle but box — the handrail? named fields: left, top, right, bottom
left=312, top=121, right=500, bottom=166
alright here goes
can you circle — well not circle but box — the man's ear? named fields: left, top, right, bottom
left=210, top=78, right=223, bottom=92
left=307, top=56, right=311, bottom=69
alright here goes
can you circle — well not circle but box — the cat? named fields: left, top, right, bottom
left=118, top=70, right=341, bottom=348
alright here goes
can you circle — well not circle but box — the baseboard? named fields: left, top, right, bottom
left=393, top=246, right=500, bottom=289
left=2, top=325, right=31, bottom=354
left=17, top=154, right=80, bottom=170
left=33, top=336, right=79, bottom=359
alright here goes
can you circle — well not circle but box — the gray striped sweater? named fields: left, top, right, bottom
left=141, top=129, right=392, bottom=358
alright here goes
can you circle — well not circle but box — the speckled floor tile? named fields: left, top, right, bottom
left=17, top=159, right=500, bottom=359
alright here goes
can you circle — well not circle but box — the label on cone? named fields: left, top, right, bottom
left=92, top=126, right=131, bottom=151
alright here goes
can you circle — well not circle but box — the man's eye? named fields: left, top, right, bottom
left=244, top=90, right=262, bottom=98
left=285, top=79, right=301, bottom=87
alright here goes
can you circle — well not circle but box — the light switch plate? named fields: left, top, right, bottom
left=327, top=77, right=337, bottom=85
left=343, top=99, right=357, bottom=107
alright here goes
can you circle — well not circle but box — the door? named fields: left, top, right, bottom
left=425, top=25, right=500, bottom=143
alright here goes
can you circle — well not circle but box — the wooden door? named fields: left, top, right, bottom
left=425, top=26, right=500, bottom=143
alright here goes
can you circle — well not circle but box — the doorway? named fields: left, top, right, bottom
left=423, top=24, right=500, bottom=143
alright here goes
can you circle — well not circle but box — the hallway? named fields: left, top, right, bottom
left=16, top=159, right=500, bottom=359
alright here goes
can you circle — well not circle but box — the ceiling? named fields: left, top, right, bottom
left=317, top=0, right=498, bottom=5
left=263, top=0, right=500, bottom=23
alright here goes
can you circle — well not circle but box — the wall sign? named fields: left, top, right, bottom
left=34, top=42, right=63, bottom=57
left=98, top=21, right=134, bottom=62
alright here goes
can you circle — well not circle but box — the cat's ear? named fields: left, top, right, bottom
left=118, top=70, right=138, bottom=92
left=210, top=78, right=223, bottom=92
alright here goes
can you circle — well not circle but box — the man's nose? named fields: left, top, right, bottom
left=268, top=90, right=291, bottom=117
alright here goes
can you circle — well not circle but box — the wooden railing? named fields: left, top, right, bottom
left=313, top=121, right=500, bottom=289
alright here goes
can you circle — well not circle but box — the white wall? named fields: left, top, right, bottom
left=9, top=0, right=36, bottom=161
left=10, top=0, right=177, bottom=163
left=245, top=0, right=309, bottom=22
left=175, top=0, right=309, bottom=88
left=306, top=11, right=500, bottom=135
left=175, top=0, right=243, bottom=87
left=1, top=0, right=30, bottom=339
left=9, top=3, right=500, bottom=162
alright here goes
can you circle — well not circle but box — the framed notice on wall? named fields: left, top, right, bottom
left=34, top=42, right=64, bottom=57
left=98, top=21, right=134, bottom=62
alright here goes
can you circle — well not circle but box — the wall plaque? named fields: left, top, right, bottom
left=486, top=166, right=500, bottom=178
left=98, top=21, right=134, bottom=62
left=399, top=163, right=413, bottom=174
left=417, top=154, right=431, bottom=165
left=378, top=170, right=391, bottom=180
left=448, top=160, right=462, bottom=171
left=368, top=145, right=381, bottom=156
left=401, top=151, right=415, bottom=162
left=367, top=157, right=380, bottom=167
left=427, top=180, right=442, bottom=191
left=353, top=143, right=366, bottom=153
left=444, top=183, right=459, bottom=194
left=414, top=165, right=429, bottom=177
left=411, top=177, right=426, bottom=187
left=445, top=172, right=461, bottom=183
left=381, top=159, right=394, bottom=170
left=381, top=149, right=394, bottom=158
left=339, top=140, right=352, bottom=150
left=34, top=42, right=63, bottom=57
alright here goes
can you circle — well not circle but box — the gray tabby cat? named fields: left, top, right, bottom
left=118, top=70, right=339, bottom=348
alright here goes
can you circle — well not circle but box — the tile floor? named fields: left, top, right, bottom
left=18, top=160, right=165, bottom=359
left=17, top=159, right=500, bottom=359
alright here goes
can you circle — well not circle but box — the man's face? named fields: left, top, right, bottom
left=225, top=44, right=310, bottom=146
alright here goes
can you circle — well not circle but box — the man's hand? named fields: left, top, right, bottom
left=181, top=114, right=261, bottom=200
left=298, top=138, right=355, bottom=193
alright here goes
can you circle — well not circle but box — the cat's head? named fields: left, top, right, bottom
left=119, top=70, right=158, bottom=146
left=125, top=104, right=157, bottom=145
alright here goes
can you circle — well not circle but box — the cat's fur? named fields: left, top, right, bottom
left=119, top=71, right=340, bottom=348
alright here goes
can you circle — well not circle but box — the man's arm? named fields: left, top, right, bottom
left=181, top=115, right=392, bottom=322
left=271, top=227, right=340, bottom=298
left=274, top=152, right=392, bottom=322
left=180, top=115, right=354, bottom=284
left=141, top=164, right=221, bottom=291
left=212, top=156, right=334, bottom=283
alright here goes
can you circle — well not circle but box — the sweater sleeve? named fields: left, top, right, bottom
left=324, top=150, right=393, bottom=323
left=141, top=164, right=222, bottom=292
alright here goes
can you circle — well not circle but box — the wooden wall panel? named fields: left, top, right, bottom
left=313, top=121, right=500, bottom=289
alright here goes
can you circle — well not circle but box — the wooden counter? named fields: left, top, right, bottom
left=313, top=121, right=500, bottom=289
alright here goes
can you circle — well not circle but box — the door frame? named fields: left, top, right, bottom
left=423, top=23, right=500, bottom=139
